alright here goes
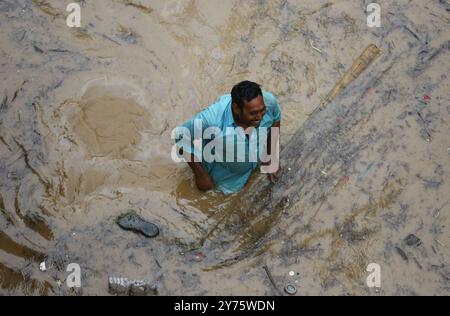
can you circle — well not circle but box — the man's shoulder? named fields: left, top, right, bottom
left=215, top=93, right=232, bottom=107
left=198, top=94, right=231, bottom=125
left=262, top=91, right=280, bottom=109
left=263, top=90, right=278, bottom=103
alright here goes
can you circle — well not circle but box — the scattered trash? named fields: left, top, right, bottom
left=108, top=276, right=158, bottom=296
left=357, top=162, right=374, bottom=181
left=117, top=210, right=159, bottom=238
left=288, top=271, right=295, bottom=276
left=416, top=174, right=442, bottom=189
left=423, top=95, right=431, bottom=102
left=366, top=87, right=376, bottom=95
left=417, top=100, right=427, bottom=109
left=33, top=45, right=44, bottom=54
left=404, top=234, right=422, bottom=247
left=116, top=24, right=139, bottom=45
left=395, top=246, right=409, bottom=262
left=435, top=239, right=446, bottom=247
left=413, top=258, right=423, bottom=270
left=416, top=112, right=432, bottom=142
left=101, top=34, right=122, bottom=46
left=39, top=261, right=46, bottom=272
left=309, top=40, right=322, bottom=54
left=191, top=252, right=206, bottom=262
left=432, top=245, right=437, bottom=254
left=262, top=265, right=283, bottom=296
left=284, top=284, right=297, bottom=295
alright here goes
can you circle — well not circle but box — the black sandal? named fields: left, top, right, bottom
left=117, top=210, right=160, bottom=238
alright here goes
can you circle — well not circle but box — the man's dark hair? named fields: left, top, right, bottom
left=231, top=81, right=262, bottom=109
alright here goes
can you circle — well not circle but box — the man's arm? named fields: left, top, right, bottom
left=178, top=103, right=219, bottom=192
left=264, top=121, right=281, bottom=182
left=186, top=154, right=214, bottom=191
left=266, top=121, right=280, bottom=156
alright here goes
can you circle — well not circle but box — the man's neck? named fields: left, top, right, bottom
left=232, top=110, right=249, bottom=129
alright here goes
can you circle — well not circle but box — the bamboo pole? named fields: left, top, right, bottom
left=310, top=44, right=382, bottom=115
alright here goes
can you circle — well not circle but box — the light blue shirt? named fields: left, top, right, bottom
left=177, top=91, right=281, bottom=194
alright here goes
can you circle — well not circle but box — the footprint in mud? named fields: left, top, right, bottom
left=71, top=83, right=150, bottom=159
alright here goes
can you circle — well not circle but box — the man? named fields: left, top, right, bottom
left=175, top=81, right=282, bottom=194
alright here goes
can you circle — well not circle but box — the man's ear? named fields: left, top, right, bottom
left=231, top=103, right=239, bottom=116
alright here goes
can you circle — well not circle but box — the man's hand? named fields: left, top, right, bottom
left=267, top=166, right=282, bottom=183
left=262, top=161, right=282, bottom=183
left=187, top=154, right=214, bottom=191
left=194, top=170, right=214, bottom=191
left=263, top=120, right=281, bottom=183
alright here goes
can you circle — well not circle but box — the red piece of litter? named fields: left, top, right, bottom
left=191, top=252, right=206, bottom=262
left=367, top=87, right=376, bottom=95
left=423, top=95, right=430, bottom=101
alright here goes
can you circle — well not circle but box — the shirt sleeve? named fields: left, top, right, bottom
left=264, top=91, right=281, bottom=123
left=175, top=99, right=221, bottom=160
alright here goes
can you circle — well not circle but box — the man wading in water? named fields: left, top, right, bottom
left=175, top=81, right=282, bottom=194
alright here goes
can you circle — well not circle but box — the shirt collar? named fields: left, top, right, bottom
left=224, top=101, right=236, bottom=127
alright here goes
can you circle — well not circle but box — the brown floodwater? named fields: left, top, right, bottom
left=1, top=0, right=449, bottom=295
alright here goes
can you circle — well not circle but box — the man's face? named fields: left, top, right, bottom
left=234, top=94, right=266, bottom=128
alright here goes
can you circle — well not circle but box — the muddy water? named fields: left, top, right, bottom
left=1, top=0, right=449, bottom=295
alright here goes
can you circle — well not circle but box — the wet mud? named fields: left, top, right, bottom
left=1, top=0, right=449, bottom=295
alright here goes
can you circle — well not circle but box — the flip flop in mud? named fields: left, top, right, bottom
left=117, top=211, right=159, bottom=238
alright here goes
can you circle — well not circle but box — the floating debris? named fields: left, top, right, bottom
left=101, top=34, right=122, bottom=46
left=366, top=87, right=376, bottom=95
left=310, top=44, right=381, bottom=114
left=32, top=0, right=63, bottom=18
left=122, top=0, right=153, bottom=15
left=262, top=265, right=282, bottom=296
left=357, top=162, right=375, bottom=182
left=33, top=45, right=44, bottom=54
left=1, top=93, right=8, bottom=111
left=416, top=174, right=442, bottom=189
left=309, top=40, right=322, bottom=54
left=117, top=211, right=160, bottom=238
left=284, top=284, right=297, bottom=295
left=191, top=252, right=206, bottom=262
left=404, top=234, right=422, bottom=247
left=39, top=261, right=46, bottom=272
left=108, top=276, right=158, bottom=296
left=116, top=24, right=139, bottom=45
left=395, top=246, right=409, bottom=262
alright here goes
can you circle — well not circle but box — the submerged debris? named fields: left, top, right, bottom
left=396, top=246, right=409, bottom=262
left=121, top=0, right=153, bottom=15
left=262, top=265, right=283, bottom=296
left=108, top=276, right=158, bottom=296
left=284, top=284, right=297, bottom=295
left=39, top=261, right=46, bottom=272
left=404, top=234, right=422, bottom=247
left=117, top=211, right=160, bottom=238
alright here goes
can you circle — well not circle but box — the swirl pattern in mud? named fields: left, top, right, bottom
left=1, top=0, right=449, bottom=295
